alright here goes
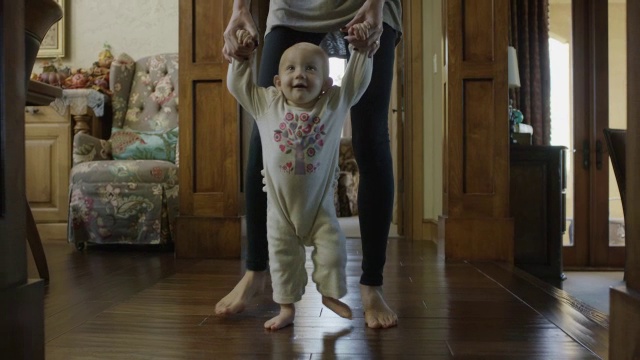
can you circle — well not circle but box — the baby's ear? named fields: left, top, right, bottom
left=323, top=77, right=333, bottom=91
left=274, top=75, right=282, bottom=90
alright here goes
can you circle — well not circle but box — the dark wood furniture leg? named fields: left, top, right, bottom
left=25, top=200, right=49, bottom=280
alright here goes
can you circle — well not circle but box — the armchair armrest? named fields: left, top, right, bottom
left=335, top=170, right=359, bottom=217
left=73, top=132, right=112, bottom=166
left=340, top=158, right=359, bottom=175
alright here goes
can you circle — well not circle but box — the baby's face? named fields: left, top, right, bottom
left=274, top=44, right=332, bottom=108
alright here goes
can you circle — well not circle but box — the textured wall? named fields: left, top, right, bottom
left=35, top=0, right=178, bottom=70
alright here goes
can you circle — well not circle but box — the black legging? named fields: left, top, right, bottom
left=245, top=24, right=397, bottom=287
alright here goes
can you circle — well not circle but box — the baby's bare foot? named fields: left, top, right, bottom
left=215, top=270, right=266, bottom=316
left=322, top=296, right=353, bottom=319
left=264, top=304, right=295, bottom=330
left=360, top=284, right=397, bottom=329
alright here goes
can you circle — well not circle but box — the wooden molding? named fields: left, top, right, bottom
left=175, top=216, right=241, bottom=259
left=609, top=286, right=640, bottom=358
left=176, top=0, right=241, bottom=258
left=401, top=0, right=425, bottom=241
left=608, top=0, right=640, bottom=356
left=422, top=219, right=438, bottom=242
left=35, top=223, right=67, bottom=242
left=442, top=0, right=513, bottom=261
left=625, top=0, right=640, bottom=295
left=444, top=217, right=513, bottom=261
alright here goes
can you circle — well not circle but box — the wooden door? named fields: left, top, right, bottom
left=552, top=0, right=626, bottom=268
left=176, top=0, right=242, bottom=258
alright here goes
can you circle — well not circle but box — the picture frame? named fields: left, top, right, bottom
left=37, top=0, right=65, bottom=58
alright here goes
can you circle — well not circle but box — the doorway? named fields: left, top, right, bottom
left=548, top=0, right=626, bottom=269
left=321, top=53, right=403, bottom=239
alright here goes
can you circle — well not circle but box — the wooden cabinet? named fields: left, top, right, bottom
left=510, top=145, right=567, bottom=280
left=25, top=105, right=71, bottom=241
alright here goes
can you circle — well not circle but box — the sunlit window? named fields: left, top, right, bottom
left=549, top=37, right=571, bottom=156
left=329, top=57, right=346, bottom=86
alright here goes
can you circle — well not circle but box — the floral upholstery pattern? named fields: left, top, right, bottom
left=68, top=53, right=179, bottom=247
left=334, top=137, right=359, bottom=217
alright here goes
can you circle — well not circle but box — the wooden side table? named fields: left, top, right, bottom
left=24, top=80, right=64, bottom=280
left=50, top=88, right=111, bottom=139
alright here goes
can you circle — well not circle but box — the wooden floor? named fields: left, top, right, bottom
left=29, top=238, right=610, bottom=359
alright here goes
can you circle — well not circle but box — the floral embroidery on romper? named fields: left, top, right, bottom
left=274, top=111, right=325, bottom=175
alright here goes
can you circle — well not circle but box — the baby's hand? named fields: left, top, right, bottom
left=349, top=22, right=371, bottom=42
left=236, top=29, right=257, bottom=52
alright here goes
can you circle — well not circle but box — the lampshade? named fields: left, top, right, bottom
left=508, top=46, right=521, bottom=88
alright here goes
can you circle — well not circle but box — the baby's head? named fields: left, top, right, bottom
left=274, top=42, right=333, bottom=108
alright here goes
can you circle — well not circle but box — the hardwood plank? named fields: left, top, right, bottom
left=34, top=238, right=607, bottom=359
left=447, top=340, right=599, bottom=358
left=471, top=262, right=609, bottom=358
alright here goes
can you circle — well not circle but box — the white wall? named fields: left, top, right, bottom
left=36, top=0, right=178, bottom=70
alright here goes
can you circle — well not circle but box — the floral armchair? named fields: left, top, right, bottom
left=334, top=137, right=359, bottom=217
left=68, top=53, right=179, bottom=249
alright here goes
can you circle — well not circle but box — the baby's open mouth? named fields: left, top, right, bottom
left=293, top=84, right=307, bottom=88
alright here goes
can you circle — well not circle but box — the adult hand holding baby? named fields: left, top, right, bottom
left=236, top=29, right=257, bottom=54
left=223, top=2, right=259, bottom=62
left=342, top=0, right=385, bottom=57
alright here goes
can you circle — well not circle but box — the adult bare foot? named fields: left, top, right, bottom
left=360, top=284, right=397, bottom=329
left=322, top=296, right=353, bottom=319
left=215, top=270, right=267, bottom=316
left=264, top=304, right=295, bottom=330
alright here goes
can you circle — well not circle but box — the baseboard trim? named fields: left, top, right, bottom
left=35, top=223, right=67, bottom=242
left=175, top=215, right=241, bottom=258
left=421, top=219, right=438, bottom=242
left=609, top=285, right=640, bottom=359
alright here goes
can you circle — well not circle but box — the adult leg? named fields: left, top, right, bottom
left=215, top=27, right=326, bottom=316
left=349, top=23, right=398, bottom=328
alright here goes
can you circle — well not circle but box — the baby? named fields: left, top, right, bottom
left=226, top=23, right=372, bottom=330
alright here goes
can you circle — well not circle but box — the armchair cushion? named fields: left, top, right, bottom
left=69, top=160, right=178, bottom=245
left=70, top=159, right=178, bottom=184
left=110, top=127, right=178, bottom=163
